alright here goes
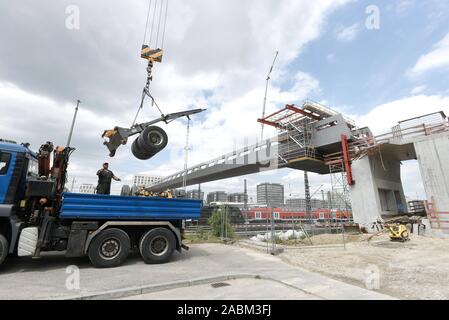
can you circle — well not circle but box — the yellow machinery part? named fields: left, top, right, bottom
left=388, top=224, right=409, bottom=241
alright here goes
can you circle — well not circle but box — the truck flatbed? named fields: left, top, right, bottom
left=60, top=193, right=202, bottom=220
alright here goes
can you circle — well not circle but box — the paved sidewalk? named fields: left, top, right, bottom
left=0, top=243, right=394, bottom=300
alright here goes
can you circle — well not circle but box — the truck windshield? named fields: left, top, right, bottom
left=0, top=152, right=11, bottom=175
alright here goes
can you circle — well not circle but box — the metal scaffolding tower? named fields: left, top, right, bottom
left=328, top=161, right=352, bottom=222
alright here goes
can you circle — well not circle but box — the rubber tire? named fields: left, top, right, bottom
left=139, top=126, right=168, bottom=152
left=0, top=234, right=8, bottom=266
left=139, top=228, right=176, bottom=264
left=131, top=138, right=153, bottom=160
left=88, top=228, right=131, bottom=268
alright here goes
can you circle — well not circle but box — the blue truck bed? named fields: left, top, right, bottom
left=60, top=193, right=202, bottom=220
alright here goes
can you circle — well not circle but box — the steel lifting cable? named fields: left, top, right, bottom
left=161, top=0, right=169, bottom=49
left=142, top=0, right=153, bottom=45
left=143, top=0, right=169, bottom=49
left=155, top=0, right=164, bottom=48
left=148, top=0, right=158, bottom=47
left=133, top=0, right=169, bottom=126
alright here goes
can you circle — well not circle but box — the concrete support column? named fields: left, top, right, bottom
left=350, top=151, right=407, bottom=232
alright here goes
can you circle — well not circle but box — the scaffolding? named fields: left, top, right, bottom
left=257, top=103, right=324, bottom=165
left=328, top=161, right=352, bottom=223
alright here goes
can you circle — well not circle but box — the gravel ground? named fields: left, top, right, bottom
left=238, top=233, right=449, bottom=300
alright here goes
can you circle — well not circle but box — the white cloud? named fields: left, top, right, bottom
left=335, top=23, right=360, bottom=42
left=410, top=85, right=427, bottom=95
left=355, top=94, right=449, bottom=135
left=410, top=31, right=449, bottom=75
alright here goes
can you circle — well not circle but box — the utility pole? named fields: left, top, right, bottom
left=182, top=117, right=191, bottom=192
left=67, top=99, right=81, bottom=147
left=260, top=51, right=279, bottom=141
left=243, top=179, right=248, bottom=210
left=70, top=177, right=76, bottom=192
left=304, top=171, right=312, bottom=223
left=244, top=179, right=248, bottom=232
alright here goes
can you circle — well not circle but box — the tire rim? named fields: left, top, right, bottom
left=148, top=130, right=164, bottom=146
left=99, top=238, right=121, bottom=260
left=149, top=236, right=169, bottom=256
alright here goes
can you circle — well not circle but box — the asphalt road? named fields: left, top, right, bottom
left=0, top=243, right=393, bottom=300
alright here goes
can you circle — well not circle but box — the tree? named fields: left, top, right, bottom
left=208, top=205, right=234, bottom=238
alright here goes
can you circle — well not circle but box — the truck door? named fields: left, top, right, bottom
left=0, top=152, right=13, bottom=203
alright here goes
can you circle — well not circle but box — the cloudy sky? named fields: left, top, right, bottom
left=1, top=0, right=449, bottom=201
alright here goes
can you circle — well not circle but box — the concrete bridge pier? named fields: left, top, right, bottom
left=350, top=130, right=449, bottom=233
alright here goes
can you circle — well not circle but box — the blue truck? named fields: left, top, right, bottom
left=0, top=139, right=201, bottom=268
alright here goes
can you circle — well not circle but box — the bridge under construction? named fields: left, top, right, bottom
left=147, top=101, right=449, bottom=233
left=148, top=100, right=372, bottom=191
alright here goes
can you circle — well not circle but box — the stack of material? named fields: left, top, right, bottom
left=136, top=186, right=173, bottom=198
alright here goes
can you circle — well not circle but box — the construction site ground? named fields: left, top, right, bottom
left=238, top=232, right=449, bottom=300
left=0, top=243, right=390, bottom=300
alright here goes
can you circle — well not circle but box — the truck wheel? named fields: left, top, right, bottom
left=88, top=228, right=131, bottom=268
left=139, top=126, right=168, bottom=152
left=0, top=234, right=9, bottom=266
left=139, top=228, right=176, bottom=264
left=131, top=138, right=153, bottom=160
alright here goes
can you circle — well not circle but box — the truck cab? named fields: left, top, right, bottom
left=0, top=139, right=38, bottom=264
left=0, top=139, right=201, bottom=268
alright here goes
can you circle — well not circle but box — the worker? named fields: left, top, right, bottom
left=96, top=162, right=121, bottom=195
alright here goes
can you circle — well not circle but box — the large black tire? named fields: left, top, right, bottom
left=131, top=138, right=153, bottom=160
left=138, top=126, right=168, bottom=152
left=88, top=228, right=131, bottom=268
left=0, top=234, right=9, bottom=266
left=139, top=228, right=176, bottom=264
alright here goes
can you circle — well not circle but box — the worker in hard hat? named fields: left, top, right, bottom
left=96, top=162, right=121, bottom=195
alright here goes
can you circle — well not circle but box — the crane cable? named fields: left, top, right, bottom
left=142, top=0, right=152, bottom=45
left=133, top=0, right=169, bottom=126
left=142, top=0, right=169, bottom=50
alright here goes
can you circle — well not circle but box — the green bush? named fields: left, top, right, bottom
left=208, top=207, right=235, bottom=238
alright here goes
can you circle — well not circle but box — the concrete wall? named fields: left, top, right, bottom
left=414, top=134, right=449, bottom=212
left=311, top=114, right=352, bottom=149
left=350, top=149, right=407, bottom=231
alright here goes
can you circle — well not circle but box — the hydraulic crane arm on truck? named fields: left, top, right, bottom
left=0, top=139, right=201, bottom=268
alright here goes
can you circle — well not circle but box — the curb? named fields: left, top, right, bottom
left=64, top=273, right=260, bottom=300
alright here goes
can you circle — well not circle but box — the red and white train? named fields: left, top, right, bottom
left=242, top=207, right=353, bottom=222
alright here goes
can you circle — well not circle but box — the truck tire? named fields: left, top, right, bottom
left=139, top=228, right=176, bottom=264
left=88, top=228, right=131, bottom=268
left=0, top=234, right=9, bottom=266
left=139, top=126, right=168, bottom=152
left=131, top=138, right=153, bottom=160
